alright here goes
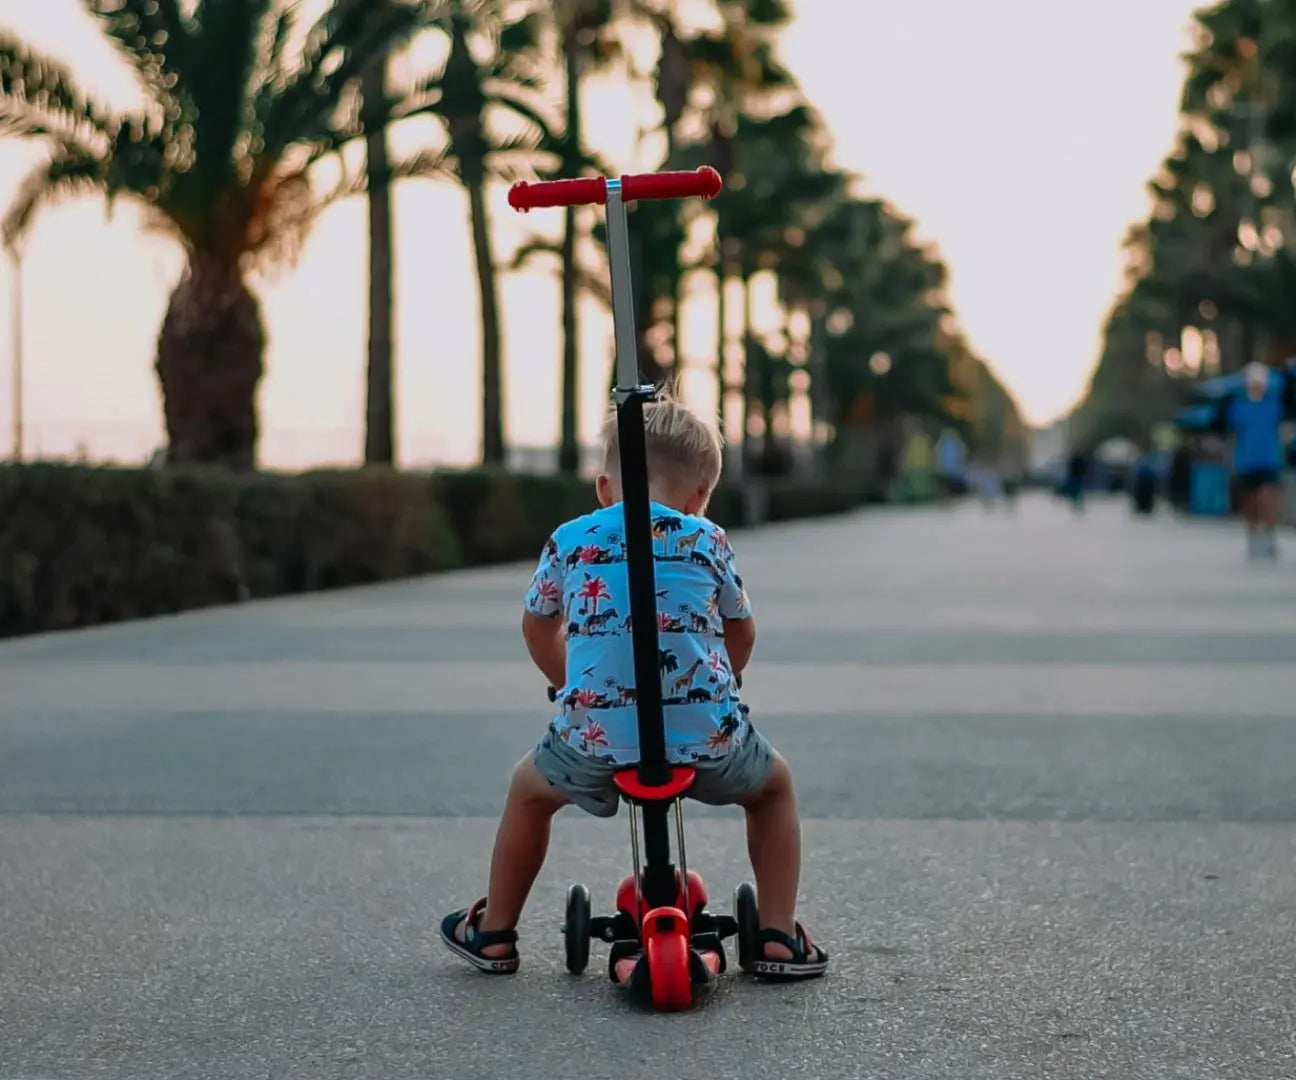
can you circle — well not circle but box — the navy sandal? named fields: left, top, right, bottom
left=752, top=923, right=828, bottom=981
left=439, top=898, right=520, bottom=974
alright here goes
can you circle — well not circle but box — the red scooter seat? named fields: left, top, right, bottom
left=613, top=765, right=696, bottom=803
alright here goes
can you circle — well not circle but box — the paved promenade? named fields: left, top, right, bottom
left=2, top=494, right=1294, bottom=1079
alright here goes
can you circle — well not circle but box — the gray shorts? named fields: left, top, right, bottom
left=533, top=725, right=778, bottom=818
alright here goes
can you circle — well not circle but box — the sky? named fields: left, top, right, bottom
left=0, top=0, right=1200, bottom=469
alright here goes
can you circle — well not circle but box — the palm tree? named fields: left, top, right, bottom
left=362, top=43, right=397, bottom=466
left=554, top=0, right=618, bottom=472
left=0, top=0, right=426, bottom=469
left=707, top=104, right=835, bottom=467
left=404, top=0, right=556, bottom=466
left=641, top=0, right=793, bottom=392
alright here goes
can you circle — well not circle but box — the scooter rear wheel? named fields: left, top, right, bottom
left=564, top=883, right=591, bottom=974
left=734, top=882, right=759, bottom=972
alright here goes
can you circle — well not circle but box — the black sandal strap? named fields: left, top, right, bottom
left=755, top=924, right=823, bottom=964
left=468, top=925, right=519, bottom=948
left=463, top=899, right=519, bottom=951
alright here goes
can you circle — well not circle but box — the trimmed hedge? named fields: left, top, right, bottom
left=0, top=463, right=861, bottom=638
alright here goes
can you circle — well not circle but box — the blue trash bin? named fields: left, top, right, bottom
left=1189, top=462, right=1231, bottom=516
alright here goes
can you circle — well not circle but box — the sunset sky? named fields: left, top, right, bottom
left=0, top=0, right=1200, bottom=468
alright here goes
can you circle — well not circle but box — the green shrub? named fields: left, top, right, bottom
left=432, top=468, right=595, bottom=566
left=0, top=464, right=460, bottom=637
left=764, top=478, right=862, bottom=522
left=0, top=462, right=868, bottom=638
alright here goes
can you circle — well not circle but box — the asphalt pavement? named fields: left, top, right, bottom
left=2, top=493, right=1294, bottom=1079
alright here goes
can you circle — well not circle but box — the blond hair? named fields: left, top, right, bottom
left=601, top=389, right=724, bottom=494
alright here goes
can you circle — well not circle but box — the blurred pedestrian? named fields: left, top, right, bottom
left=1062, top=448, right=1090, bottom=513
left=1212, top=360, right=1296, bottom=558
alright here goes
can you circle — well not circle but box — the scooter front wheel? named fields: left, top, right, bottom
left=644, top=909, right=692, bottom=1010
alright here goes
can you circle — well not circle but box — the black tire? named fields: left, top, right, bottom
left=564, top=883, right=591, bottom=974
left=734, top=882, right=759, bottom=972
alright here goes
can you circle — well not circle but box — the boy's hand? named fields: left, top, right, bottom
left=723, top=616, right=756, bottom=675
left=523, top=611, right=567, bottom=689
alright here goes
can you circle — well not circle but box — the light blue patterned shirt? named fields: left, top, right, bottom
left=525, top=502, right=752, bottom=765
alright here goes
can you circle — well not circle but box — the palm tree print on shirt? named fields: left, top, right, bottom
left=707, top=712, right=742, bottom=751
left=577, top=573, right=611, bottom=615
left=652, top=514, right=684, bottom=554
left=531, top=577, right=560, bottom=611
left=657, top=610, right=687, bottom=634
left=580, top=720, right=609, bottom=751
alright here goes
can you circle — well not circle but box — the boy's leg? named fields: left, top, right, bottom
left=448, top=754, right=569, bottom=957
left=737, top=753, right=825, bottom=964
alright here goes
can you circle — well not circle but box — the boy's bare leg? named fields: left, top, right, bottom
left=451, top=755, right=569, bottom=957
left=739, top=753, right=823, bottom=960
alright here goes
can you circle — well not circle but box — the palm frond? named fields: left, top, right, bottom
left=79, top=0, right=193, bottom=105
left=390, top=72, right=443, bottom=122
left=483, top=86, right=558, bottom=152
left=260, top=0, right=422, bottom=163
left=509, top=237, right=559, bottom=271
left=484, top=130, right=554, bottom=183
left=337, top=146, right=454, bottom=193
left=3, top=147, right=105, bottom=249
left=509, top=238, right=613, bottom=308
left=185, top=0, right=276, bottom=203
left=262, top=2, right=301, bottom=85
left=0, top=34, right=120, bottom=145
left=240, top=167, right=317, bottom=271
left=387, top=146, right=454, bottom=183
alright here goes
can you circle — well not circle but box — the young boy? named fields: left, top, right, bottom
left=440, top=394, right=827, bottom=980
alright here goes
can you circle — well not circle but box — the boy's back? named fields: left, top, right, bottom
left=441, top=393, right=827, bottom=982
left=527, top=501, right=750, bottom=764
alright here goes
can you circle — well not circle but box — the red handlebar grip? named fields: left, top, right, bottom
left=508, top=176, right=608, bottom=211
left=508, top=168, right=724, bottom=212
left=620, top=167, right=723, bottom=203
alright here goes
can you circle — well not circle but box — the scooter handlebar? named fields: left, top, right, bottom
left=508, top=167, right=722, bottom=212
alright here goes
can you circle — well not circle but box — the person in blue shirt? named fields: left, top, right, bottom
left=1213, top=361, right=1296, bottom=557
left=439, top=393, right=828, bottom=981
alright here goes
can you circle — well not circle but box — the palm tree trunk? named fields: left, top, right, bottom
left=466, top=176, right=505, bottom=465
left=663, top=122, right=683, bottom=386
left=362, top=56, right=396, bottom=466
left=155, top=255, right=264, bottom=470
left=715, top=264, right=727, bottom=436
left=809, top=307, right=828, bottom=474
left=558, top=31, right=581, bottom=475
left=740, top=268, right=754, bottom=471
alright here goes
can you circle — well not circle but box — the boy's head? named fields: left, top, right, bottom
left=597, top=390, right=723, bottom=515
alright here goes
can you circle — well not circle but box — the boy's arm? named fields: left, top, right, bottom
left=523, top=532, right=567, bottom=688
left=523, top=611, right=567, bottom=688
left=712, top=527, right=755, bottom=673
left=723, top=615, right=756, bottom=675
